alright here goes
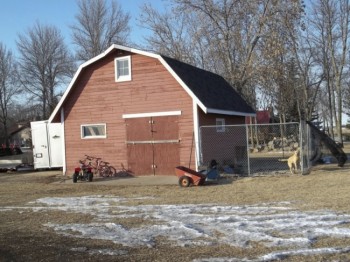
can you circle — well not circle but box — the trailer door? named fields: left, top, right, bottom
left=47, top=123, right=63, bottom=168
left=31, top=122, right=50, bottom=169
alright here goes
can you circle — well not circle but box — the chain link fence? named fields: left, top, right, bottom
left=198, top=122, right=312, bottom=176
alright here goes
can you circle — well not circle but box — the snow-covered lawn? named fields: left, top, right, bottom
left=2, top=195, right=350, bottom=261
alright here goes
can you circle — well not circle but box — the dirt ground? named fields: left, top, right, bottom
left=1, top=160, right=350, bottom=261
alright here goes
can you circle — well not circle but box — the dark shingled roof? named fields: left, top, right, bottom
left=162, top=56, right=255, bottom=115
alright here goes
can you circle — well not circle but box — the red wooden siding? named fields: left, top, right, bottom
left=62, top=51, right=194, bottom=175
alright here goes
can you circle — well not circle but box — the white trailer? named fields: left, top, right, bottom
left=30, top=121, right=63, bottom=169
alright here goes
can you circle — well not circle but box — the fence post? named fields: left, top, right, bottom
left=299, top=120, right=311, bottom=175
left=246, top=124, right=251, bottom=176
left=299, top=121, right=304, bottom=175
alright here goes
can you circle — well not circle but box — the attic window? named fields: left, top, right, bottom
left=216, top=118, right=225, bottom=132
left=115, top=56, right=131, bottom=82
left=81, top=124, right=106, bottom=139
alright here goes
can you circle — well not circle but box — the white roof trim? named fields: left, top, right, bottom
left=122, top=111, right=182, bottom=119
left=48, top=44, right=250, bottom=123
left=207, top=108, right=256, bottom=117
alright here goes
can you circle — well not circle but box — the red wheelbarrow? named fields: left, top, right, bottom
left=175, top=166, right=206, bottom=187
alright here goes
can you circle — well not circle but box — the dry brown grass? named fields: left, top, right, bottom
left=1, top=159, right=350, bottom=261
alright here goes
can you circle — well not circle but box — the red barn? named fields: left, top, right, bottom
left=49, top=45, right=255, bottom=176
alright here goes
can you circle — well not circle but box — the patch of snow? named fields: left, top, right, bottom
left=261, top=246, right=350, bottom=261
left=88, top=249, right=128, bottom=256
left=194, top=246, right=350, bottom=262
left=2, top=196, right=350, bottom=261
left=71, top=247, right=128, bottom=256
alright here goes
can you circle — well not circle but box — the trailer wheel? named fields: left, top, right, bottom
left=73, top=173, right=78, bottom=183
left=87, top=172, right=93, bottom=182
left=179, top=176, right=191, bottom=187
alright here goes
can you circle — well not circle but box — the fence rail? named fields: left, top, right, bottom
left=198, top=122, right=311, bottom=176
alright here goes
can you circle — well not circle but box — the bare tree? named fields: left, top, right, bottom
left=140, top=0, right=349, bottom=135
left=17, top=22, right=75, bottom=120
left=344, top=72, right=350, bottom=114
left=258, top=2, right=329, bottom=124
left=140, top=4, right=193, bottom=63
left=0, top=43, right=21, bottom=147
left=309, top=0, right=350, bottom=141
left=141, top=0, right=304, bottom=108
left=257, top=1, right=305, bottom=122
left=71, top=0, right=131, bottom=61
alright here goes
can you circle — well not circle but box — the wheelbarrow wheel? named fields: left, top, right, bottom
left=87, top=172, right=93, bottom=182
left=179, top=176, right=191, bottom=187
left=73, top=172, right=78, bottom=183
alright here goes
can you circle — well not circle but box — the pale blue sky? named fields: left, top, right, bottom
left=0, top=0, right=167, bottom=55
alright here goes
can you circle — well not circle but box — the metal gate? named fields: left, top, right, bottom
left=125, top=116, right=179, bottom=175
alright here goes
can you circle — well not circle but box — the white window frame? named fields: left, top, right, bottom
left=216, top=118, right=225, bottom=132
left=81, top=124, right=107, bottom=139
left=115, top=56, right=131, bottom=82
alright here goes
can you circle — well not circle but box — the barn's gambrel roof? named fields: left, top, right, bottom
left=49, top=45, right=255, bottom=123
left=161, top=56, right=255, bottom=116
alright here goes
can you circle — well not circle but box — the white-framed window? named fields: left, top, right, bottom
left=115, top=56, right=131, bottom=82
left=216, top=118, right=225, bottom=132
left=81, top=124, right=106, bottom=139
